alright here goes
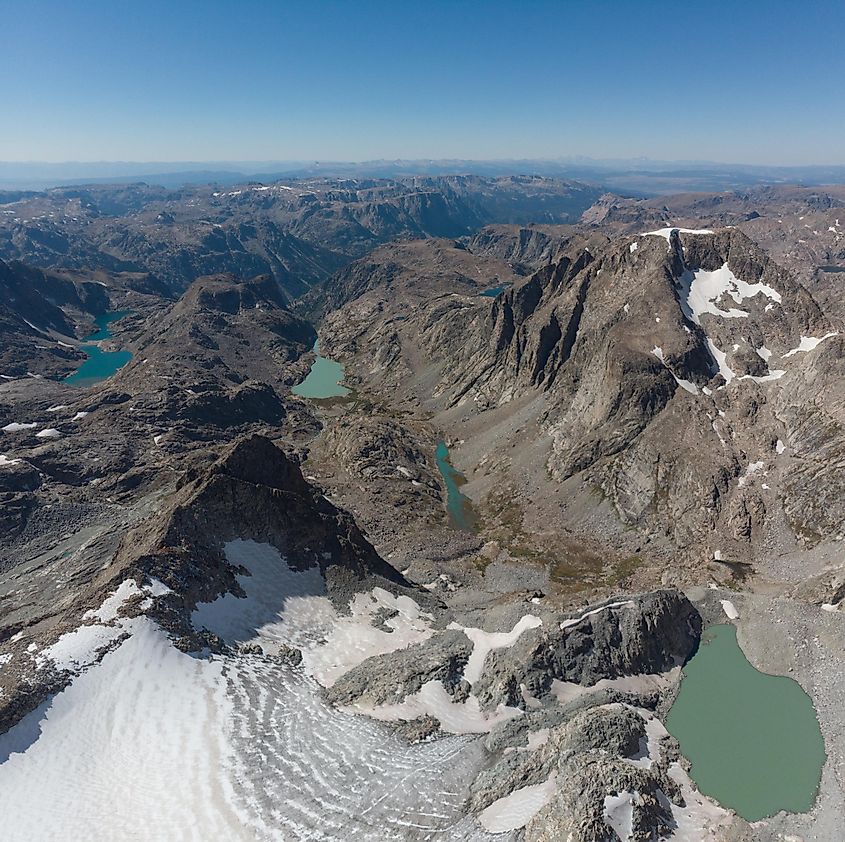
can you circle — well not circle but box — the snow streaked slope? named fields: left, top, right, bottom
left=0, top=541, right=497, bottom=842
left=193, top=539, right=436, bottom=687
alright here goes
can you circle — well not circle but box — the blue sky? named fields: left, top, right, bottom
left=3, top=0, right=844, bottom=164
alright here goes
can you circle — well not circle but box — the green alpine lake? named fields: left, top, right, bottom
left=292, top=341, right=349, bottom=399
left=666, top=623, right=825, bottom=822
left=293, top=356, right=349, bottom=398
left=64, top=311, right=133, bottom=387
left=435, top=440, right=477, bottom=531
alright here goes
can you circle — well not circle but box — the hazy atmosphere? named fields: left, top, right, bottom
left=3, top=4, right=845, bottom=842
left=4, top=0, right=845, bottom=165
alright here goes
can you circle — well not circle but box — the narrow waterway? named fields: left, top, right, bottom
left=665, top=623, right=825, bottom=822
left=435, top=441, right=477, bottom=531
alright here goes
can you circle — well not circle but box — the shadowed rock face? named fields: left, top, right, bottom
left=0, top=259, right=103, bottom=378
left=132, top=434, right=418, bottom=611
left=472, top=590, right=701, bottom=707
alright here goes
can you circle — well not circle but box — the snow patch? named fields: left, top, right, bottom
left=720, top=600, right=739, bottom=620
left=782, top=332, right=838, bottom=357
left=561, top=600, right=635, bottom=631
left=36, top=428, right=61, bottom=439
left=2, top=422, right=37, bottom=433
left=738, top=461, right=764, bottom=487
left=679, top=263, right=781, bottom=325
left=351, top=679, right=522, bottom=734
left=447, top=615, right=542, bottom=685
left=192, top=540, right=434, bottom=689
left=641, top=227, right=714, bottom=243
left=478, top=772, right=558, bottom=833
left=604, top=789, right=638, bottom=840
left=651, top=347, right=699, bottom=394
left=705, top=338, right=735, bottom=385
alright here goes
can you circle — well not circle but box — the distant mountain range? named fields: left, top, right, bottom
left=5, top=157, right=845, bottom=194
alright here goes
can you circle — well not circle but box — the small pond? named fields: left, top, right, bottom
left=666, top=623, right=825, bottom=822
left=64, top=311, right=133, bottom=387
left=292, top=341, right=349, bottom=399
left=478, top=284, right=509, bottom=298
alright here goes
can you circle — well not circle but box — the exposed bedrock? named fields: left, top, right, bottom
left=472, top=590, right=701, bottom=709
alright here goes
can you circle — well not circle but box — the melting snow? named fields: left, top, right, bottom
left=651, top=347, right=699, bottom=394
left=448, top=615, right=542, bottom=685
left=35, top=428, right=61, bottom=439
left=0, top=454, right=22, bottom=467
left=0, top=545, right=493, bottom=840
left=738, top=462, right=765, bottom=487
left=678, top=263, right=781, bottom=325
left=603, top=790, right=637, bottom=840
left=641, top=227, right=714, bottom=242
left=705, top=339, right=736, bottom=385
left=192, top=540, right=434, bottom=689
left=782, top=332, right=838, bottom=357
left=478, top=772, right=558, bottom=833
left=353, top=679, right=522, bottom=734
left=629, top=242, right=638, bottom=253
left=2, top=422, right=37, bottom=433
left=776, top=439, right=786, bottom=454
left=720, top=600, right=739, bottom=620
left=561, top=600, right=635, bottom=631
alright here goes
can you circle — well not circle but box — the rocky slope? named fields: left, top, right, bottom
left=0, top=176, right=603, bottom=300
left=2, top=178, right=844, bottom=841
left=320, top=225, right=845, bottom=580
left=0, top=259, right=166, bottom=378
left=581, top=185, right=845, bottom=321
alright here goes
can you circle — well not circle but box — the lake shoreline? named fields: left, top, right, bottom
left=681, top=582, right=845, bottom=842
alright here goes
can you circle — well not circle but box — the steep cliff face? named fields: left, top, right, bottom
left=321, top=226, right=845, bottom=564
left=0, top=259, right=108, bottom=377
left=465, top=224, right=575, bottom=272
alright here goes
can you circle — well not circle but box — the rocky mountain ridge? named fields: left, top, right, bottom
left=0, top=176, right=603, bottom=300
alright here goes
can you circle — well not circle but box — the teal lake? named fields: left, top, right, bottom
left=435, top=440, right=477, bottom=531
left=666, top=623, right=825, bottom=822
left=478, top=284, right=509, bottom=298
left=64, top=311, right=133, bottom=387
left=292, top=341, right=349, bottom=399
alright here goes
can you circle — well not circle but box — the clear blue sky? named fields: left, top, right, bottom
left=3, top=0, right=844, bottom=164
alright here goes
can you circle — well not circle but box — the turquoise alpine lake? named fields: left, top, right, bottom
left=478, top=284, right=508, bottom=298
left=292, top=341, right=349, bottom=399
left=666, top=623, right=825, bottom=822
left=435, top=440, right=477, bottom=531
left=64, top=311, right=133, bottom=387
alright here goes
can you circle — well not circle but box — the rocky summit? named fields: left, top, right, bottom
left=1, top=173, right=844, bottom=842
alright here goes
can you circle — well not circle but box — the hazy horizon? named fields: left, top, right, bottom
left=5, top=0, right=845, bottom=166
